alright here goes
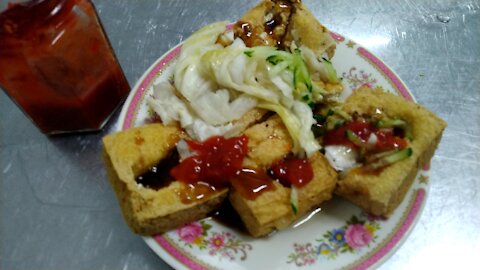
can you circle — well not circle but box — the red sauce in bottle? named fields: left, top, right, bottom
left=268, top=157, right=314, bottom=188
left=0, top=0, right=130, bottom=134
left=323, top=120, right=407, bottom=152
left=170, top=135, right=249, bottom=188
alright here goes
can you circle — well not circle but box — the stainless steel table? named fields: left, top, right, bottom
left=1, top=0, right=479, bottom=269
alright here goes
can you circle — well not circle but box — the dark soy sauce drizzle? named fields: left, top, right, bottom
left=135, top=149, right=179, bottom=190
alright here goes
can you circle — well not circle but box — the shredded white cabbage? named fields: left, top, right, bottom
left=176, top=139, right=194, bottom=161
left=300, top=46, right=339, bottom=84
left=147, top=82, right=243, bottom=141
left=147, top=82, right=193, bottom=126
left=147, top=22, right=340, bottom=157
left=324, top=145, right=359, bottom=171
left=149, top=21, right=255, bottom=139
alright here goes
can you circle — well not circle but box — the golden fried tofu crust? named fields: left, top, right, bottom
left=103, top=124, right=228, bottom=235
left=287, top=2, right=336, bottom=58
left=234, top=0, right=336, bottom=58
left=297, top=152, right=337, bottom=216
left=230, top=115, right=337, bottom=237
left=335, top=87, right=447, bottom=217
left=242, top=114, right=293, bottom=169
left=229, top=181, right=293, bottom=237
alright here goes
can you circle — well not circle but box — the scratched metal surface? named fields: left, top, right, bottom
left=0, top=0, right=479, bottom=269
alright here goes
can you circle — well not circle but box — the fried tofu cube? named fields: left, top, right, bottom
left=102, top=124, right=228, bottom=235
left=230, top=181, right=293, bottom=237
left=230, top=116, right=337, bottom=237
left=335, top=87, right=447, bottom=217
left=296, top=152, right=337, bottom=217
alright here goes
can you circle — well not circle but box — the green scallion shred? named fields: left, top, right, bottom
left=244, top=50, right=254, bottom=57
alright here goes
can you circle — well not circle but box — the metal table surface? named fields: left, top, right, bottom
left=1, top=0, right=479, bottom=269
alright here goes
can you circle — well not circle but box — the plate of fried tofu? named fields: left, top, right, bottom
left=102, top=1, right=446, bottom=269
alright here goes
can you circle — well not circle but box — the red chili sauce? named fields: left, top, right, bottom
left=268, top=157, right=314, bottom=188
left=170, top=135, right=315, bottom=200
left=230, top=169, right=276, bottom=200
left=0, top=0, right=130, bottom=133
left=323, top=120, right=407, bottom=152
left=170, top=135, right=249, bottom=188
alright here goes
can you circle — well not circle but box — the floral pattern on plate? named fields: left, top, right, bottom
left=177, top=220, right=252, bottom=261
left=342, top=67, right=378, bottom=91
left=287, top=213, right=383, bottom=266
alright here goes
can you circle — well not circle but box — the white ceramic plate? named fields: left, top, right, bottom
left=116, top=30, right=431, bottom=270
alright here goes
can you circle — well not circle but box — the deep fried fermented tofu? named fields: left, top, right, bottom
left=235, top=0, right=336, bottom=58
left=232, top=108, right=270, bottom=135
left=229, top=115, right=337, bottom=237
left=297, top=152, right=337, bottom=217
left=242, top=115, right=293, bottom=169
left=103, top=124, right=228, bottom=235
left=234, top=0, right=341, bottom=97
left=285, top=1, right=336, bottom=58
left=230, top=115, right=294, bottom=236
left=335, top=87, right=447, bottom=217
left=229, top=181, right=293, bottom=237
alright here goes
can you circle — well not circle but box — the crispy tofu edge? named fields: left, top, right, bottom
left=335, top=87, right=447, bottom=217
left=102, top=124, right=229, bottom=235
